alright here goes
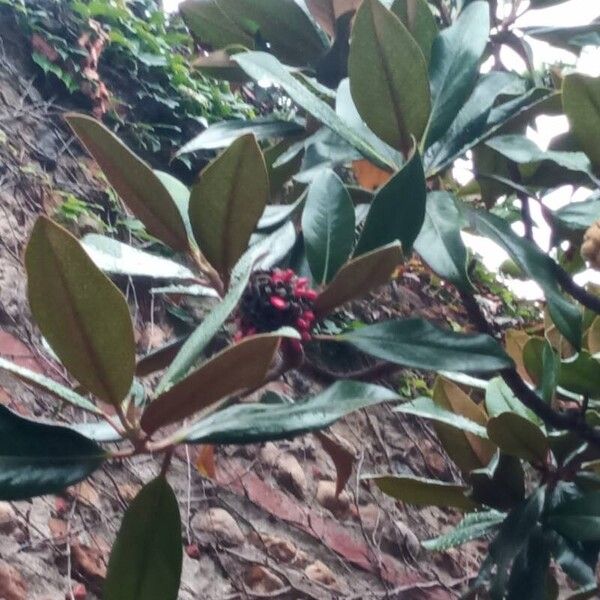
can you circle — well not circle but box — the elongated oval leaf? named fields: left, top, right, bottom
left=66, top=114, right=190, bottom=252
left=354, top=146, right=426, bottom=256
left=563, top=73, right=600, bottom=170
left=338, top=318, right=513, bottom=373
left=423, top=1, right=490, bottom=148
left=485, top=377, right=540, bottom=425
left=314, top=241, right=402, bottom=315
left=26, top=217, right=135, bottom=405
left=142, top=332, right=286, bottom=434
left=189, top=134, right=269, bottom=279
left=414, top=191, right=471, bottom=290
left=466, top=208, right=582, bottom=349
left=104, top=477, right=182, bottom=600
left=0, top=357, right=101, bottom=415
left=422, top=510, right=505, bottom=551
left=370, top=475, right=478, bottom=510
left=233, top=52, right=396, bottom=171
left=548, top=491, right=600, bottom=542
left=178, top=117, right=305, bottom=154
left=157, top=249, right=255, bottom=393
left=395, top=396, right=489, bottom=438
left=487, top=412, right=549, bottom=464
left=218, top=0, right=328, bottom=67
left=431, top=377, right=495, bottom=473
left=349, top=0, right=430, bottom=153
left=81, top=235, right=196, bottom=281
left=184, top=380, right=399, bottom=444
left=0, top=406, right=105, bottom=500
left=302, top=169, right=355, bottom=284
left=390, top=0, right=438, bottom=64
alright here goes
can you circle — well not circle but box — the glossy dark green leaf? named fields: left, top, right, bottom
left=314, top=242, right=402, bottom=315
left=563, top=73, right=600, bottom=170
left=257, top=194, right=306, bottom=232
left=153, top=171, right=194, bottom=242
left=552, top=194, right=600, bottom=232
left=466, top=208, right=582, bottom=349
left=142, top=332, right=287, bottom=434
left=477, top=488, right=546, bottom=596
left=390, top=0, right=438, bottom=64
left=0, top=406, right=105, bottom=500
left=354, top=147, right=426, bottom=256
left=233, top=52, right=395, bottom=171
left=506, top=527, right=550, bottom=600
left=423, top=1, right=490, bottom=148
left=414, top=191, right=470, bottom=290
left=546, top=530, right=597, bottom=587
left=189, top=134, right=269, bottom=280
left=370, top=475, right=478, bottom=510
left=487, top=412, right=549, bottom=464
left=529, top=0, right=569, bottom=6
left=302, top=169, right=355, bottom=284
left=217, top=0, right=328, bottom=67
left=66, top=114, right=190, bottom=252
left=422, top=509, right=505, bottom=551
left=469, top=452, right=525, bottom=511
left=26, top=217, right=135, bottom=406
left=522, top=21, right=600, bottom=55
left=180, top=0, right=253, bottom=49
left=394, top=396, right=489, bottom=438
left=81, top=235, right=197, bottom=282
left=485, top=377, right=541, bottom=425
left=178, top=117, right=305, bottom=153
left=0, top=357, right=101, bottom=415
left=183, top=380, right=399, bottom=444
left=548, top=491, right=600, bottom=542
left=157, top=249, right=254, bottom=392
left=559, top=351, right=600, bottom=397
left=542, top=340, right=560, bottom=404
left=338, top=318, right=513, bottom=373
left=104, top=477, right=182, bottom=600
left=348, top=0, right=430, bottom=154
left=485, top=134, right=597, bottom=184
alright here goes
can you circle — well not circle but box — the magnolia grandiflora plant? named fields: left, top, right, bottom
left=0, top=114, right=515, bottom=599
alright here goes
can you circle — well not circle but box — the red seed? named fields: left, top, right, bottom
left=270, top=296, right=288, bottom=310
left=233, top=330, right=243, bottom=342
left=185, top=543, right=201, bottom=559
left=303, top=310, right=315, bottom=322
left=296, top=277, right=308, bottom=287
left=282, top=269, right=294, bottom=282
left=296, top=318, right=309, bottom=330
left=301, top=331, right=311, bottom=341
left=297, top=289, right=318, bottom=301
left=72, top=583, right=87, bottom=600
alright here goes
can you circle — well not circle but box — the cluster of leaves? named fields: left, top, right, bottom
left=1, top=0, right=253, bottom=168
left=3, top=0, right=600, bottom=598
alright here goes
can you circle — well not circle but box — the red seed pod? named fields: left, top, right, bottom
left=269, top=296, right=289, bottom=310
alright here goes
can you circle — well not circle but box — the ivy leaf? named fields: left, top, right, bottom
left=177, top=117, right=305, bottom=153
left=302, top=169, right=355, bottom=285
left=338, top=318, right=513, bottom=373
left=466, top=208, right=582, bottom=350
left=104, top=477, right=182, bottom=600
left=414, top=191, right=471, bottom=291
left=65, top=114, right=190, bottom=252
left=354, top=146, right=426, bottom=256
left=348, top=0, right=430, bottom=154
left=370, top=475, right=478, bottom=510
left=487, top=413, right=549, bottom=464
left=141, top=332, right=289, bottom=434
left=563, top=73, right=600, bottom=171
left=0, top=406, right=106, bottom=500
left=233, top=51, right=396, bottom=171
left=26, top=217, right=135, bottom=406
left=189, top=134, right=269, bottom=281
left=423, top=1, right=490, bottom=149
left=0, top=357, right=101, bottom=415
left=390, top=0, right=438, bottom=64
left=422, top=510, right=505, bottom=551
left=183, top=380, right=398, bottom=444
left=314, top=242, right=402, bottom=315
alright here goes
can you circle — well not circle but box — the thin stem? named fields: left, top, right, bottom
left=459, top=290, right=600, bottom=448
left=552, top=263, right=600, bottom=315
left=160, top=448, right=174, bottom=477
left=190, top=247, right=224, bottom=297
